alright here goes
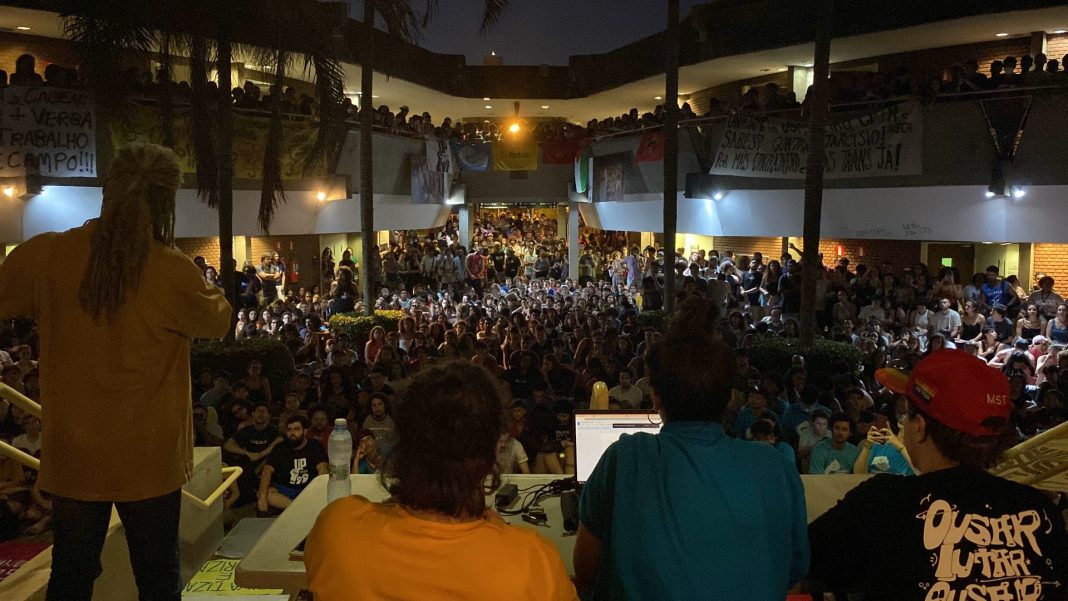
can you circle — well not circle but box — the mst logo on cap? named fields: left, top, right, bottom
left=876, top=349, right=1011, bottom=437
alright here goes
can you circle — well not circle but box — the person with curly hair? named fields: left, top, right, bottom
left=305, top=361, right=576, bottom=600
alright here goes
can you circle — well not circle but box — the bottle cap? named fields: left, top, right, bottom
left=334, top=418, right=347, bottom=428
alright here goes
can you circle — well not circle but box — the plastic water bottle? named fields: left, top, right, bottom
left=327, top=418, right=353, bottom=503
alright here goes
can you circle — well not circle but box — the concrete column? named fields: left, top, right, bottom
left=458, top=205, right=472, bottom=249
left=568, top=203, right=580, bottom=282
left=557, top=204, right=567, bottom=241
left=788, top=66, right=814, bottom=103
left=1030, top=32, right=1047, bottom=57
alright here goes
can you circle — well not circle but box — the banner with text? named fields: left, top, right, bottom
left=709, top=101, right=923, bottom=179
left=0, top=86, right=96, bottom=177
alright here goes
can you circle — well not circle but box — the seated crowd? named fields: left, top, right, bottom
left=148, top=212, right=1064, bottom=516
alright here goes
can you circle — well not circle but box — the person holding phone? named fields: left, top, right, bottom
left=852, top=410, right=915, bottom=476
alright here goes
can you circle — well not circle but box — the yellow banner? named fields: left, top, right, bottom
left=110, top=103, right=326, bottom=180
left=492, top=138, right=538, bottom=171
left=182, top=559, right=283, bottom=596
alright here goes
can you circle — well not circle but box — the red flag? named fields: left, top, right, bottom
left=635, top=130, right=665, bottom=162
left=542, top=138, right=582, bottom=165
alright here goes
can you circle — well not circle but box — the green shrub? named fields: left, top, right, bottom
left=328, top=310, right=405, bottom=343
left=746, top=335, right=863, bottom=390
left=191, top=338, right=295, bottom=394
left=636, top=309, right=673, bottom=333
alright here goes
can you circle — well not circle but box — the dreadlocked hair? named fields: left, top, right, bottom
left=80, top=143, right=182, bottom=322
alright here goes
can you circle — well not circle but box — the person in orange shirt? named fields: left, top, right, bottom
left=304, top=361, right=577, bottom=601
left=0, top=143, right=232, bottom=601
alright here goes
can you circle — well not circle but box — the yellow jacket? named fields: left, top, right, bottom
left=0, top=222, right=232, bottom=501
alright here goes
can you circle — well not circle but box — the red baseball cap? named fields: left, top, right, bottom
left=875, top=349, right=1011, bottom=436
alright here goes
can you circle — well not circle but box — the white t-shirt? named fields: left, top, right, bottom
left=496, top=437, right=529, bottom=473
left=607, top=385, right=644, bottom=409
left=929, top=309, right=962, bottom=334
left=12, top=432, right=42, bottom=455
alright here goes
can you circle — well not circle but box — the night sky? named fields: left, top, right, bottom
left=351, top=0, right=706, bottom=66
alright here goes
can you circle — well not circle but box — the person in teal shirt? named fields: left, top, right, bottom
left=808, top=413, right=861, bottom=474
left=574, top=298, right=809, bottom=601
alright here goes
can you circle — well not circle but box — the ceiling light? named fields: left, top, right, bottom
left=712, top=191, right=724, bottom=201
left=2, top=186, right=14, bottom=198
left=508, top=123, right=521, bottom=134
left=654, top=96, right=663, bottom=100
left=995, top=32, right=1009, bottom=37
left=483, top=97, right=491, bottom=101
left=802, top=63, right=813, bottom=67
left=16, top=26, right=30, bottom=31
left=540, top=105, right=550, bottom=109
left=1012, top=187, right=1026, bottom=199
left=316, top=191, right=327, bottom=202
left=777, top=68, right=787, bottom=72
left=484, top=105, right=492, bottom=109
left=985, top=191, right=996, bottom=198
left=1054, top=29, right=1067, bottom=34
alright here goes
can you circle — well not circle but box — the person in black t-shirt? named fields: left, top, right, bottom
left=809, top=349, right=1068, bottom=601
left=257, top=415, right=328, bottom=513
left=224, top=402, right=284, bottom=505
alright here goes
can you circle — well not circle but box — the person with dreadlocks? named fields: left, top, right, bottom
left=0, top=143, right=232, bottom=601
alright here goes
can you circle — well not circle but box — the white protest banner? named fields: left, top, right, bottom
left=709, top=101, right=922, bottom=179
left=0, top=86, right=96, bottom=177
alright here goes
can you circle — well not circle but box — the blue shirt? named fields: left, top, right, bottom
left=578, top=421, right=809, bottom=601
left=808, top=439, right=861, bottom=474
left=865, top=443, right=914, bottom=476
left=781, top=402, right=832, bottom=434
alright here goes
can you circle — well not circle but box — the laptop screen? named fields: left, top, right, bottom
left=574, top=411, right=662, bottom=483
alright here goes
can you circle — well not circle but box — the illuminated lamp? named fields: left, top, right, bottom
left=508, top=122, right=521, bottom=134
left=835, top=244, right=845, bottom=257
left=316, top=191, right=327, bottom=202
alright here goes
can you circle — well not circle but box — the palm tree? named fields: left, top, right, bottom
left=60, top=0, right=348, bottom=323
left=798, top=0, right=834, bottom=346
left=354, top=0, right=508, bottom=314
left=662, top=0, right=680, bottom=313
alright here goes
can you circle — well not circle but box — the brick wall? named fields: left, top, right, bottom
left=0, top=32, right=79, bottom=78
left=816, top=239, right=922, bottom=271
left=1032, top=243, right=1068, bottom=295
left=711, top=236, right=784, bottom=259
left=1047, top=33, right=1068, bottom=63
left=250, top=235, right=321, bottom=291
left=175, top=237, right=220, bottom=263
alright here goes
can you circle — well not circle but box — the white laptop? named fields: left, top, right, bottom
left=574, top=411, right=662, bottom=484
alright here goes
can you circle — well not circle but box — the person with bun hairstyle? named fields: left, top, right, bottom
left=0, top=143, right=232, bottom=600
left=573, top=296, right=809, bottom=600
left=305, top=361, right=576, bottom=600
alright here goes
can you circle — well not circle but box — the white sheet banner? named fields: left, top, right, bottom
left=710, top=101, right=922, bottom=179
left=0, top=86, right=96, bottom=177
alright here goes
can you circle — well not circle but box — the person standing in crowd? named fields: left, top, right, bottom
left=0, top=144, right=232, bottom=600
left=305, top=362, right=576, bottom=600
left=257, top=253, right=283, bottom=304
left=809, top=350, right=1068, bottom=599
left=574, top=297, right=808, bottom=600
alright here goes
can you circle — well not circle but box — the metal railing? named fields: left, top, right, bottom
left=0, top=382, right=240, bottom=508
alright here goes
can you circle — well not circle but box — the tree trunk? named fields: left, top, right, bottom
left=662, top=0, right=680, bottom=313
left=798, top=0, right=834, bottom=346
left=359, top=0, right=376, bottom=316
left=217, top=37, right=237, bottom=335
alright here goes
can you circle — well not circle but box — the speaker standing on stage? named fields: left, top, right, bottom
left=573, top=297, right=809, bottom=600
left=0, top=143, right=232, bottom=601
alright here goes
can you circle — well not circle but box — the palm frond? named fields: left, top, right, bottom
left=372, top=0, right=423, bottom=42
left=480, top=0, right=511, bottom=32
left=259, top=47, right=289, bottom=234
left=302, top=53, right=349, bottom=177
left=157, top=30, right=176, bottom=148
left=419, top=0, right=440, bottom=28
left=189, top=34, right=219, bottom=208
